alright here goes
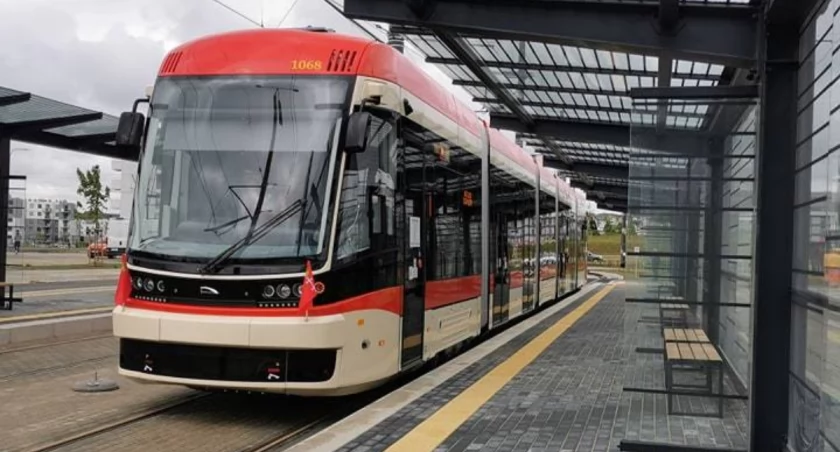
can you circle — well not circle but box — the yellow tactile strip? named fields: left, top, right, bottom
left=384, top=283, right=617, bottom=452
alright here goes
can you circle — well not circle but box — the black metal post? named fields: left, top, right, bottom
left=703, top=140, right=723, bottom=344
left=749, top=22, right=798, bottom=451
left=0, top=135, right=9, bottom=284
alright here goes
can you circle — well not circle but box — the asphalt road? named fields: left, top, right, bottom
left=6, top=251, right=100, bottom=266
left=0, top=275, right=117, bottom=319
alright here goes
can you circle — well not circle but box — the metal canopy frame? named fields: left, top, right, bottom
left=343, top=0, right=758, bottom=67
left=0, top=86, right=133, bottom=159
left=0, top=86, right=133, bottom=284
left=344, top=0, right=760, bottom=212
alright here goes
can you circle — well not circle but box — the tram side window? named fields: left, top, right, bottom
left=430, top=157, right=481, bottom=281
left=335, top=113, right=398, bottom=261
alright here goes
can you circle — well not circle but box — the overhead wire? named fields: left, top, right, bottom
left=207, top=0, right=263, bottom=27
left=276, top=0, right=301, bottom=27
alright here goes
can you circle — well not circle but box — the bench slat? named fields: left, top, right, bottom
left=666, top=343, right=681, bottom=360
left=664, top=329, right=676, bottom=341
left=702, top=344, right=722, bottom=361
left=696, top=329, right=709, bottom=342
left=675, top=330, right=687, bottom=341
left=690, top=343, right=707, bottom=360
left=685, top=330, right=698, bottom=342
left=678, top=343, right=694, bottom=360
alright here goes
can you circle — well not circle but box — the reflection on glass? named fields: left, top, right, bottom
left=130, top=76, right=349, bottom=264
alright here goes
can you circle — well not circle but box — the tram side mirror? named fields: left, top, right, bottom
left=345, top=111, right=372, bottom=154
left=116, top=112, right=145, bottom=148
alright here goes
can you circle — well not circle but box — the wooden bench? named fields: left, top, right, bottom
left=0, top=282, right=23, bottom=310
left=664, top=340, right=724, bottom=417
left=659, top=302, right=690, bottom=327
left=654, top=283, right=677, bottom=297
left=663, top=328, right=709, bottom=343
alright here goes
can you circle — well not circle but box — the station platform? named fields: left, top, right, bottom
left=289, top=277, right=750, bottom=452
left=0, top=277, right=115, bottom=349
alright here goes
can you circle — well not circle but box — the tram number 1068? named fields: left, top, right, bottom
left=290, top=59, right=324, bottom=71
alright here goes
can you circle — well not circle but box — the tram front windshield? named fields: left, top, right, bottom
left=129, top=75, right=350, bottom=264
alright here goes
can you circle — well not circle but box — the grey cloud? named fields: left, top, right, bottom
left=0, top=0, right=477, bottom=202
left=0, top=0, right=255, bottom=200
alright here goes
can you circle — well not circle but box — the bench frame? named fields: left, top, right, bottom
left=659, top=303, right=690, bottom=328
left=0, top=283, right=22, bottom=310
left=664, top=339, right=725, bottom=418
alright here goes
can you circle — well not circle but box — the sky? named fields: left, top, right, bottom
left=0, top=0, right=483, bottom=203
left=0, top=0, right=603, bottom=213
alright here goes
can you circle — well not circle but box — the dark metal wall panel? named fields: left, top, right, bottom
left=749, top=21, right=799, bottom=452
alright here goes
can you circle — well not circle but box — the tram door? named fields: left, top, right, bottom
left=558, top=214, right=569, bottom=294
left=401, top=177, right=426, bottom=368
left=492, top=211, right=510, bottom=326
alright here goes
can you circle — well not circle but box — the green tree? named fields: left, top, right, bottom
left=76, top=165, right=110, bottom=259
left=586, top=215, right=599, bottom=235
left=603, top=216, right=616, bottom=234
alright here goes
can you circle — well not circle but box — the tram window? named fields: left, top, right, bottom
left=335, top=114, right=397, bottom=261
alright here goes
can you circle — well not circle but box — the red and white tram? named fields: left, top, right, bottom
left=111, top=27, right=590, bottom=396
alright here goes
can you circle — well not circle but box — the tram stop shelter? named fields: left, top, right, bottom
left=341, top=0, right=836, bottom=450
left=0, top=86, right=133, bottom=284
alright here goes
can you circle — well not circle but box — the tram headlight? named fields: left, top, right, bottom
left=134, top=276, right=143, bottom=290
left=144, top=278, right=155, bottom=292
left=156, top=279, right=165, bottom=293
left=262, top=285, right=276, bottom=298
left=292, top=283, right=303, bottom=297
left=277, top=284, right=291, bottom=299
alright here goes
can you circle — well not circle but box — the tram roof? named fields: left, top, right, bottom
left=340, top=0, right=764, bottom=212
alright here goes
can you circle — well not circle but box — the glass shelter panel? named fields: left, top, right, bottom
left=789, top=3, right=840, bottom=450
left=621, top=98, right=756, bottom=447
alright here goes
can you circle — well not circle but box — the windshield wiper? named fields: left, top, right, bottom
left=199, top=88, right=283, bottom=274
left=198, top=199, right=305, bottom=274
left=203, top=214, right=250, bottom=233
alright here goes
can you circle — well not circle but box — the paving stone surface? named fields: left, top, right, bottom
left=336, top=286, right=597, bottom=452
left=338, top=284, right=750, bottom=452
left=0, top=336, right=196, bottom=452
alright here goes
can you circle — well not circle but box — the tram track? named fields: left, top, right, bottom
left=23, top=389, right=381, bottom=452
left=26, top=392, right=212, bottom=452
left=0, top=354, right=113, bottom=382
left=0, top=333, right=113, bottom=355
left=0, top=335, right=117, bottom=382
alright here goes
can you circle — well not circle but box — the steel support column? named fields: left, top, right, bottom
left=0, top=135, right=9, bottom=284
left=749, top=22, right=799, bottom=451
left=672, top=174, right=682, bottom=295
left=686, top=160, right=703, bottom=304
left=703, top=141, right=724, bottom=345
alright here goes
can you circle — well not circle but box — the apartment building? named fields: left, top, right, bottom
left=23, top=198, right=76, bottom=245
left=5, top=197, right=25, bottom=247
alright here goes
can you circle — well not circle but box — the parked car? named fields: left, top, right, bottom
left=87, top=218, right=128, bottom=259
left=587, top=251, right=604, bottom=263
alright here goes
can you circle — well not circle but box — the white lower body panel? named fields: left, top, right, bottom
left=112, top=306, right=401, bottom=396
